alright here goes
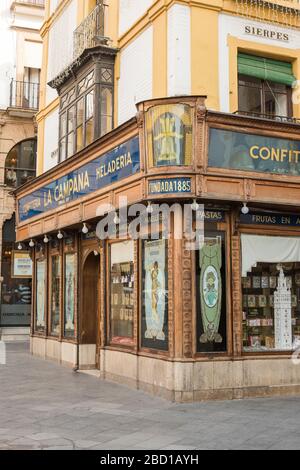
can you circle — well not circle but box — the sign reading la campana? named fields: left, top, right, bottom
left=18, top=137, right=140, bottom=222
left=208, top=128, right=300, bottom=176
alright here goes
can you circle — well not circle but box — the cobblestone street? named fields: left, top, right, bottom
left=0, top=342, right=300, bottom=450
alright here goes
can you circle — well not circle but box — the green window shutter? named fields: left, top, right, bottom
left=238, top=53, right=296, bottom=86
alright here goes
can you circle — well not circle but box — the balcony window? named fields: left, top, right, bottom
left=237, top=53, right=295, bottom=120
left=5, top=139, right=36, bottom=188
left=238, top=75, right=291, bottom=119
left=58, top=64, right=114, bottom=162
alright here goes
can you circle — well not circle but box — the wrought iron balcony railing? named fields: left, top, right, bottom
left=10, top=80, right=40, bottom=111
left=235, top=0, right=300, bottom=28
left=73, top=1, right=107, bottom=60
left=14, top=0, right=45, bottom=5
left=234, top=110, right=300, bottom=124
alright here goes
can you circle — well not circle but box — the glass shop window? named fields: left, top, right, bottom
left=36, top=258, right=46, bottom=332
left=50, top=255, right=61, bottom=336
left=59, top=65, right=114, bottom=162
left=64, top=253, right=76, bottom=338
left=146, top=103, right=193, bottom=167
left=242, top=235, right=300, bottom=352
left=141, top=239, right=169, bottom=351
left=109, top=241, right=135, bottom=346
left=5, top=139, right=37, bottom=188
left=196, top=232, right=227, bottom=353
left=1, top=216, right=32, bottom=329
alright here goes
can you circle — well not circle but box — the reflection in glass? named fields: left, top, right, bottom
left=110, top=241, right=134, bottom=346
left=51, top=256, right=61, bottom=336
left=196, top=232, right=227, bottom=353
left=5, top=139, right=37, bottom=188
left=36, top=259, right=46, bottom=331
left=146, top=104, right=193, bottom=167
left=64, top=253, right=76, bottom=338
left=242, top=261, right=300, bottom=352
left=141, top=239, right=168, bottom=351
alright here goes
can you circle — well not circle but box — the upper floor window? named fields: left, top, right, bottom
left=5, top=139, right=37, bottom=188
left=238, top=53, right=295, bottom=120
left=59, top=65, right=114, bottom=162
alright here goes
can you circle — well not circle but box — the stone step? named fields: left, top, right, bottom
left=0, top=327, right=30, bottom=342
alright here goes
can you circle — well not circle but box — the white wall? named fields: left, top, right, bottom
left=0, top=0, right=17, bottom=108
left=119, top=0, right=153, bottom=36
left=46, top=0, right=78, bottom=105
left=167, top=3, right=191, bottom=97
left=43, top=107, right=59, bottom=172
left=118, top=26, right=153, bottom=125
left=49, top=0, right=60, bottom=16
left=219, top=13, right=300, bottom=113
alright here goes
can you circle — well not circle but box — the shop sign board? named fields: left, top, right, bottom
left=11, top=251, right=32, bottom=278
left=208, top=128, right=300, bottom=176
left=18, top=137, right=140, bottom=222
left=148, top=177, right=192, bottom=195
left=241, top=212, right=300, bottom=227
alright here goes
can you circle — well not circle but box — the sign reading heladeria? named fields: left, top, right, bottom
left=18, top=137, right=140, bottom=222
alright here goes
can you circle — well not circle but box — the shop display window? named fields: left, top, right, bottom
left=242, top=234, right=300, bottom=352
left=196, top=232, right=227, bottom=353
left=109, top=241, right=134, bottom=346
left=146, top=103, right=193, bottom=167
left=50, top=255, right=61, bottom=336
left=242, top=263, right=300, bottom=352
left=64, top=253, right=76, bottom=338
left=36, top=258, right=46, bottom=332
left=141, top=239, right=168, bottom=351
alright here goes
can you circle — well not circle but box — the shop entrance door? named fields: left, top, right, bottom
left=81, top=251, right=100, bottom=369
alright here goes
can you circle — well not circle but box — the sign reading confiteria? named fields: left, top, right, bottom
left=18, top=137, right=140, bottom=222
left=208, top=128, right=300, bottom=176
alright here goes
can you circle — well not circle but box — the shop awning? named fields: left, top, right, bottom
left=238, top=53, right=296, bottom=86
left=241, top=234, right=300, bottom=277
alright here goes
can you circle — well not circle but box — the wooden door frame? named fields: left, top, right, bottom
left=80, top=241, right=101, bottom=368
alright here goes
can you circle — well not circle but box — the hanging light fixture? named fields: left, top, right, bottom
left=241, top=203, right=250, bottom=215
left=93, top=250, right=99, bottom=257
left=17, top=242, right=22, bottom=251
left=146, top=201, right=153, bottom=214
left=57, top=230, right=64, bottom=240
left=82, top=223, right=89, bottom=234
left=191, top=199, right=199, bottom=212
left=29, top=239, right=35, bottom=248
left=43, top=234, right=49, bottom=244
left=113, top=213, right=120, bottom=225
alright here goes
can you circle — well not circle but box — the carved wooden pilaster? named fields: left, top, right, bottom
left=168, top=237, right=175, bottom=357
left=99, top=240, right=106, bottom=348
left=133, top=240, right=139, bottom=352
left=195, top=98, right=207, bottom=173
left=231, top=213, right=242, bottom=357
left=182, top=241, right=193, bottom=358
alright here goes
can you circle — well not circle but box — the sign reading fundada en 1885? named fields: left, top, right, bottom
left=148, top=177, right=192, bottom=195
left=208, top=128, right=300, bottom=176
left=18, top=137, right=140, bottom=222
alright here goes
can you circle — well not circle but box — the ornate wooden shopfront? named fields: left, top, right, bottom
left=15, top=96, right=300, bottom=401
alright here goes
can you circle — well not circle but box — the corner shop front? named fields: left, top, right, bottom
left=14, top=96, right=300, bottom=401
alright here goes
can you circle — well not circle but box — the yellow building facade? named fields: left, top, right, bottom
left=37, top=0, right=300, bottom=175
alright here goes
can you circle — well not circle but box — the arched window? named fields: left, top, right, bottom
left=5, top=139, right=37, bottom=188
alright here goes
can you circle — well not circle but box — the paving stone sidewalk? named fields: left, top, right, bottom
left=0, top=342, right=300, bottom=450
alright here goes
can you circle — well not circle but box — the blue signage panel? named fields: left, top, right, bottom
left=208, top=128, right=300, bottom=176
left=148, top=178, right=192, bottom=195
left=18, top=137, right=140, bottom=222
left=240, top=212, right=300, bottom=227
